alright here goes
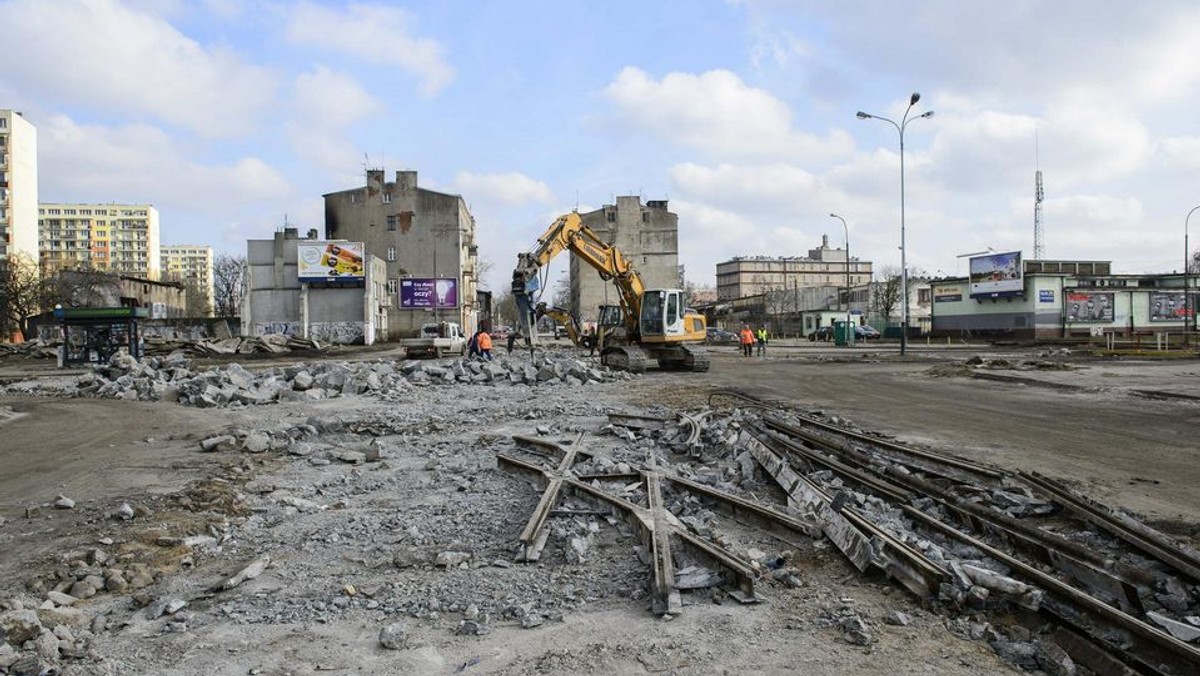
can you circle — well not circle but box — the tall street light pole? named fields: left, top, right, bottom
left=1187, top=206, right=1199, bottom=347
left=858, top=93, right=934, bottom=356
left=830, top=213, right=853, bottom=346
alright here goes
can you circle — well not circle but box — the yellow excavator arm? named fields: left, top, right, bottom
left=512, top=212, right=645, bottom=332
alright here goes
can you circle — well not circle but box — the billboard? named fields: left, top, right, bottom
left=969, top=251, right=1023, bottom=298
left=1149, top=292, right=1195, bottom=322
left=298, top=242, right=365, bottom=282
left=1065, top=291, right=1114, bottom=323
left=400, top=278, right=459, bottom=308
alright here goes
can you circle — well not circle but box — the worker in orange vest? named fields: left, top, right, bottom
left=477, top=329, right=494, bottom=361
left=739, top=324, right=755, bottom=358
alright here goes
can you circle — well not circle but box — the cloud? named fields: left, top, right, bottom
left=603, top=67, right=853, bottom=161
left=38, top=115, right=292, bottom=219
left=286, top=1, right=455, bottom=97
left=0, top=0, right=277, bottom=137
left=285, top=67, right=381, bottom=176
left=1160, top=136, right=1200, bottom=172
left=449, top=172, right=555, bottom=207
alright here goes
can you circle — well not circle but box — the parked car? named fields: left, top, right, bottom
left=855, top=324, right=881, bottom=340
left=554, top=324, right=569, bottom=339
left=488, top=325, right=511, bottom=341
left=706, top=327, right=739, bottom=344
left=809, top=326, right=834, bottom=341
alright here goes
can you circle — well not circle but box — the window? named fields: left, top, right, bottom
left=387, top=246, right=396, bottom=261
left=606, top=210, right=615, bottom=223
left=386, top=215, right=397, bottom=231
left=382, top=192, right=392, bottom=204
left=386, top=279, right=398, bottom=294
left=918, top=288, right=931, bottom=304
left=0, top=118, right=6, bottom=128
left=350, top=193, right=359, bottom=204
left=642, top=212, right=649, bottom=223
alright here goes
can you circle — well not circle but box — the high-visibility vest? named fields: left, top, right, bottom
left=478, top=332, right=493, bottom=350
left=740, top=329, right=755, bottom=344
left=757, top=328, right=768, bottom=341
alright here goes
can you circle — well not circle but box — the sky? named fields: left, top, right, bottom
left=3, top=0, right=1200, bottom=292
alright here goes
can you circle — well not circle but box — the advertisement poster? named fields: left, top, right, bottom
left=400, top=278, right=458, bottom=308
left=298, top=241, right=365, bottom=282
left=1039, top=290, right=1055, bottom=303
left=1065, top=291, right=1114, bottom=323
left=1149, top=292, right=1195, bottom=322
left=934, top=284, right=964, bottom=303
left=969, top=251, right=1023, bottom=297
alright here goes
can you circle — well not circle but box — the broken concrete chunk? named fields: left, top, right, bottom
left=379, top=621, right=408, bottom=649
left=435, top=551, right=471, bottom=568
left=199, top=435, right=237, bottom=452
left=0, top=609, right=44, bottom=644
left=114, top=503, right=135, bottom=520
left=213, top=555, right=271, bottom=592
left=1147, top=610, right=1200, bottom=642
left=242, top=432, right=271, bottom=454
left=53, top=495, right=75, bottom=510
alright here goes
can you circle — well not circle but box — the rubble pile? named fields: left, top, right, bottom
left=144, top=334, right=325, bottom=357
left=57, top=351, right=634, bottom=407
left=0, top=340, right=59, bottom=360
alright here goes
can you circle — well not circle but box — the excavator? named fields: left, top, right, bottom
left=512, top=212, right=709, bottom=373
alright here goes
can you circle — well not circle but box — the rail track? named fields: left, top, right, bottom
left=713, top=388, right=1200, bottom=675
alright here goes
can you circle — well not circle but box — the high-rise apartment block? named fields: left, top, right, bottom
left=39, top=203, right=161, bottom=279
left=161, top=244, right=214, bottom=316
left=0, top=110, right=38, bottom=261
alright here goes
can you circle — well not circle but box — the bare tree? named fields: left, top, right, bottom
left=0, top=253, right=43, bottom=339
left=42, top=266, right=119, bottom=309
left=492, top=288, right=518, bottom=326
left=184, top=282, right=212, bottom=317
left=550, top=275, right=571, bottom=311
left=213, top=254, right=246, bottom=317
left=871, top=265, right=903, bottom=326
left=476, top=257, right=494, bottom=289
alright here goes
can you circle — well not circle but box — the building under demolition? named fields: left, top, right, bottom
left=570, top=196, right=678, bottom=324
left=323, top=170, right=479, bottom=337
left=241, top=228, right=388, bottom=345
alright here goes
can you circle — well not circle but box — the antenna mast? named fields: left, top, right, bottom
left=1034, top=133, right=1045, bottom=260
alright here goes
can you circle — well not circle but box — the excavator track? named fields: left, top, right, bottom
left=601, top=346, right=648, bottom=374
left=683, top=346, right=710, bottom=372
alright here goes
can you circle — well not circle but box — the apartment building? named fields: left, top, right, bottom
left=39, top=203, right=161, bottom=279
left=715, top=235, right=873, bottom=301
left=0, top=110, right=38, bottom=261
left=161, top=244, right=214, bottom=316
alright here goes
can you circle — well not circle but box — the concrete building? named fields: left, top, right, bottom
left=571, top=196, right=678, bottom=324
left=162, top=244, right=214, bottom=317
left=242, top=228, right=388, bottom=345
left=716, top=236, right=873, bottom=301
left=0, top=110, right=38, bottom=261
left=930, top=259, right=1197, bottom=340
left=39, top=203, right=161, bottom=279
left=324, top=170, right=478, bottom=337
left=53, top=269, right=186, bottom=318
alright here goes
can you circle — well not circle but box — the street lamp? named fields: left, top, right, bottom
left=1187, top=206, right=1199, bottom=346
left=858, top=92, right=934, bottom=355
left=829, top=213, right=853, bottom=346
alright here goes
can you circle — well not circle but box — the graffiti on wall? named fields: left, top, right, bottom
left=253, top=322, right=301, bottom=337
left=309, top=322, right=365, bottom=344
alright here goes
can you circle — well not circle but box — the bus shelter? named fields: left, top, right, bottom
left=54, top=307, right=148, bottom=366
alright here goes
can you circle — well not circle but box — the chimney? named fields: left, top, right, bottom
left=367, top=169, right=385, bottom=191
left=307, top=228, right=318, bottom=239
left=822, top=234, right=829, bottom=248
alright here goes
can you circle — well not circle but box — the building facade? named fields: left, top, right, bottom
left=323, top=170, right=478, bottom=337
left=716, top=236, right=873, bottom=301
left=39, top=203, right=161, bottom=279
left=571, top=196, right=679, bottom=324
left=928, top=260, right=1198, bottom=339
left=0, top=110, right=38, bottom=261
left=161, top=244, right=214, bottom=317
left=242, top=228, right=388, bottom=345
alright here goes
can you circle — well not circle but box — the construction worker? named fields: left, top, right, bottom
left=756, top=325, right=769, bottom=357
left=477, top=328, right=494, bottom=361
left=739, top=324, right=755, bottom=357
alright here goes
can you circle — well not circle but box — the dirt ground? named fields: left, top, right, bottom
left=0, top=344, right=1197, bottom=675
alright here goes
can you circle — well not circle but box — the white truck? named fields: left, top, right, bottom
left=400, top=322, right=467, bottom=358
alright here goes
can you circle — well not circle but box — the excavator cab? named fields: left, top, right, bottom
left=638, top=289, right=706, bottom=341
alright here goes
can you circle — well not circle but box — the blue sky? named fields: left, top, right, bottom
left=4, top=0, right=1200, bottom=291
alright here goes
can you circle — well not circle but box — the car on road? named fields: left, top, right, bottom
left=809, top=326, right=834, bottom=341
left=855, top=325, right=881, bottom=340
left=488, top=325, right=511, bottom=341
left=706, top=327, right=739, bottom=344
